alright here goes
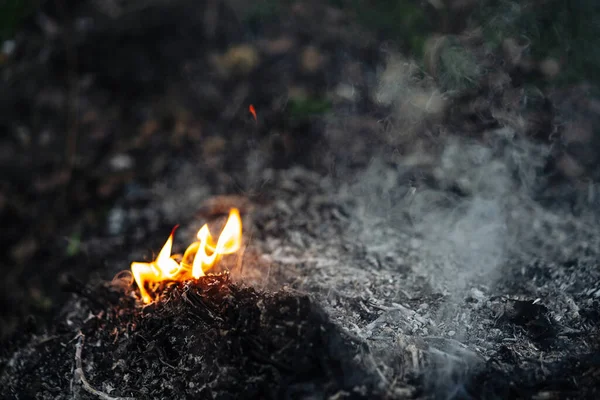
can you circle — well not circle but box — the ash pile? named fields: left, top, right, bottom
left=3, top=134, right=600, bottom=399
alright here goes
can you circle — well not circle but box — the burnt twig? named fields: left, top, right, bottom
left=73, top=332, right=136, bottom=400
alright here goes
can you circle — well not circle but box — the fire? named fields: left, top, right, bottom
left=131, top=208, right=242, bottom=303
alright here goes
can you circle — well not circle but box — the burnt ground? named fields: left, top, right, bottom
left=1, top=0, right=600, bottom=399
left=4, top=274, right=379, bottom=399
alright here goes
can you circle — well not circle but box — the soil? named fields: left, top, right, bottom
left=1, top=0, right=600, bottom=399
left=3, top=274, right=380, bottom=399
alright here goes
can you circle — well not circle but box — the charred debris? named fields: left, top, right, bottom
left=1, top=274, right=383, bottom=399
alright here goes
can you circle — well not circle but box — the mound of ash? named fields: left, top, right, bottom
left=1, top=275, right=381, bottom=399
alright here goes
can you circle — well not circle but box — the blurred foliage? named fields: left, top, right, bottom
left=287, top=96, right=332, bottom=121
left=0, top=0, right=39, bottom=41
left=346, top=0, right=430, bottom=57
left=244, top=0, right=288, bottom=34
left=0, top=0, right=597, bottom=88
left=437, top=39, right=480, bottom=92
left=66, top=231, right=81, bottom=257
left=476, top=0, right=600, bottom=85
left=476, top=1, right=529, bottom=48
left=336, top=0, right=599, bottom=86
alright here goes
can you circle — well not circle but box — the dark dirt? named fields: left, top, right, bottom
left=2, top=274, right=380, bottom=399
left=2, top=0, right=600, bottom=399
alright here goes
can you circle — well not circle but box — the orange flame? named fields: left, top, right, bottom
left=131, top=208, right=242, bottom=303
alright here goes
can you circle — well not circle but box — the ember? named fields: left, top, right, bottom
left=131, top=208, right=242, bottom=303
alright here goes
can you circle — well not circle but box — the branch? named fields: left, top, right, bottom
left=73, top=333, right=136, bottom=400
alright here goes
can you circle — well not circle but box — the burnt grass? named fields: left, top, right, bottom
left=2, top=275, right=379, bottom=399
left=2, top=0, right=600, bottom=399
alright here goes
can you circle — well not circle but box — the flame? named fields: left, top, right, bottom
left=131, top=208, right=242, bottom=303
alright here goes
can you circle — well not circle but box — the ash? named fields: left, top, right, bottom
left=239, top=132, right=600, bottom=398
left=3, top=124, right=600, bottom=400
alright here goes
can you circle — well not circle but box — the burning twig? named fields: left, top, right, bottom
left=73, top=333, right=135, bottom=400
left=130, top=208, right=242, bottom=303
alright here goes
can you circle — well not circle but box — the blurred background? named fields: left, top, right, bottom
left=1, top=0, right=600, bottom=343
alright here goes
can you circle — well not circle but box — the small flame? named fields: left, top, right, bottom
left=131, top=208, right=242, bottom=303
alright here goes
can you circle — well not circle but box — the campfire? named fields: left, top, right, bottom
left=131, top=208, right=242, bottom=303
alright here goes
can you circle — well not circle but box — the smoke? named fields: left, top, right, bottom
left=339, top=51, right=561, bottom=397
left=345, top=130, right=549, bottom=309
left=407, top=134, right=548, bottom=296
left=348, top=95, right=550, bottom=300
